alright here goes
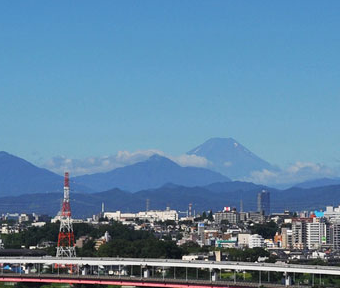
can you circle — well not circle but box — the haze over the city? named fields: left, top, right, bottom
left=1, top=1, right=339, bottom=186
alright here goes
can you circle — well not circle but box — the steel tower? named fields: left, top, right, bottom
left=56, top=172, right=76, bottom=257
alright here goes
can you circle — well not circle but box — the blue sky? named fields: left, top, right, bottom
left=0, top=1, right=339, bottom=173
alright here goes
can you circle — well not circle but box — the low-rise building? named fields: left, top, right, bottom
left=215, top=211, right=239, bottom=225
left=249, top=234, right=264, bottom=248
left=238, top=233, right=250, bottom=248
left=137, top=209, right=178, bottom=222
left=104, top=208, right=178, bottom=223
left=94, top=231, right=112, bottom=250
left=248, top=212, right=265, bottom=223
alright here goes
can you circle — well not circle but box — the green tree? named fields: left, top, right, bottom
left=77, top=239, right=96, bottom=257
left=249, top=221, right=278, bottom=239
left=181, top=241, right=209, bottom=254
left=98, top=238, right=183, bottom=259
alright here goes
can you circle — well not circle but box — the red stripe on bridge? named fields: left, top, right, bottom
left=0, top=277, right=238, bottom=288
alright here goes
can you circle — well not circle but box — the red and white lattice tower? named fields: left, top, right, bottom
left=56, top=172, right=76, bottom=258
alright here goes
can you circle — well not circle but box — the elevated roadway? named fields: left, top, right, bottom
left=0, top=257, right=339, bottom=276
left=0, top=257, right=337, bottom=287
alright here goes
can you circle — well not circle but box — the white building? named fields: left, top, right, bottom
left=249, top=234, right=264, bottom=248
left=51, top=214, right=84, bottom=224
left=137, top=209, right=178, bottom=222
left=104, top=208, right=178, bottom=223
left=31, top=222, right=46, bottom=227
left=306, top=218, right=326, bottom=250
left=238, top=233, right=250, bottom=248
left=324, top=206, right=340, bottom=220
left=1, top=224, right=19, bottom=234
left=103, top=211, right=136, bottom=221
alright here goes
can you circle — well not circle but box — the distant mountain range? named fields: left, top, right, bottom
left=0, top=181, right=340, bottom=218
left=73, top=154, right=230, bottom=192
left=187, top=137, right=278, bottom=179
left=0, top=151, right=230, bottom=195
left=294, top=177, right=340, bottom=189
left=0, top=138, right=283, bottom=196
left=0, top=136, right=339, bottom=205
left=0, top=151, right=92, bottom=197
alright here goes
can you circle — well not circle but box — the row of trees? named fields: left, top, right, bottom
left=2, top=221, right=183, bottom=259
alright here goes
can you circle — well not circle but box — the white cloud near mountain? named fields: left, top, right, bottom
left=42, top=151, right=339, bottom=188
left=170, top=154, right=210, bottom=168
left=246, top=161, right=339, bottom=187
left=42, top=150, right=209, bottom=176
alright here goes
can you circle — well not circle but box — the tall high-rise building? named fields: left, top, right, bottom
left=281, top=227, right=293, bottom=249
left=328, top=219, right=340, bottom=249
left=306, top=218, right=326, bottom=250
left=292, top=218, right=309, bottom=249
left=257, top=190, right=270, bottom=215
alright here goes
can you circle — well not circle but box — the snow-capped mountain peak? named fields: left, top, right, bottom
left=187, top=137, right=278, bottom=179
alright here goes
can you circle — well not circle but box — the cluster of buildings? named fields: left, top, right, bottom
left=5, top=188, right=340, bottom=262
left=279, top=206, right=340, bottom=250
left=0, top=213, right=50, bottom=235
left=177, top=203, right=340, bottom=253
left=1, top=213, right=50, bottom=223
left=176, top=190, right=272, bottom=248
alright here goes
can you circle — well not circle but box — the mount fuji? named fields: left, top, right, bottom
left=187, top=137, right=278, bottom=179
